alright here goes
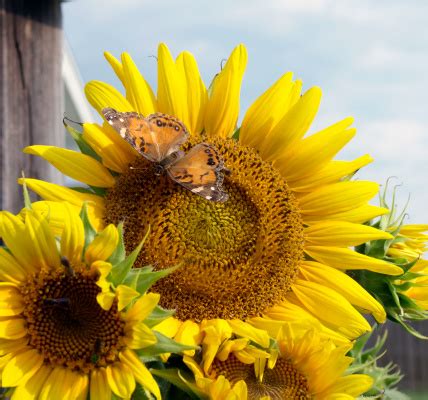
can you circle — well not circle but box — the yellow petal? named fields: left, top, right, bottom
left=24, top=210, right=61, bottom=270
left=217, top=338, right=249, bottom=361
left=18, top=179, right=105, bottom=231
left=204, top=44, right=248, bottom=138
left=305, top=221, right=393, bottom=247
left=82, top=122, right=137, bottom=173
left=288, top=155, right=373, bottom=192
left=292, top=279, right=371, bottom=338
left=0, top=212, right=36, bottom=273
left=0, top=318, right=27, bottom=339
left=0, top=337, right=28, bottom=356
left=125, top=293, right=160, bottom=322
left=157, top=43, right=188, bottom=126
left=24, top=146, right=115, bottom=188
left=153, top=317, right=182, bottom=338
left=60, top=202, right=84, bottom=265
left=321, top=374, right=374, bottom=398
left=39, top=368, right=82, bottom=400
left=2, top=348, right=43, bottom=387
left=275, top=122, right=356, bottom=180
left=174, top=320, right=202, bottom=356
left=176, top=51, right=208, bottom=135
left=0, top=248, right=27, bottom=284
left=10, top=365, right=52, bottom=400
left=228, top=320, right=270, bottom=348
left=121, top=52, right=156, bottom=116
left=298, top=181, right=379, bottom=216
left=302, top=205, right=389, bottom=225
left=96, top=292, right=115, bottom=311
left=305, top=246, right=403, bottom=275
left=85, top=80, right=133, bottom=116
left=120, top=349, right=161, bottom=400
left=106, top=362, right=136, bottom=398
left=260, top=86, right=322, bottom=161
left=300, top=261, right=386, bottom=322
left=0, top=283, right=24, bottom=316
left=124, top=321, right=157, bottom=349
left=85, top=224, right=119, bottom=264
left=69, top=372, right=89, bottom=400
left=90, top=368, right=112, bottom=400
left=25, top=201, right=80, bottom=238
left=240, top=72, right=294, bottom=149
left=104, top=51, right=125, bottom=85
left=116, top=285, right=140, bottom=311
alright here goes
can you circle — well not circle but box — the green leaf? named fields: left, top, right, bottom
left=63, top=118, right=102, bottom=162
left=150, top=369, right=207, bottom=400
left=79, top=203, right=96, bottom=254
left=135, top=264, right=180, bottom=295
left=108, top=222, right=126, bottom=265
left=110, top=227, right=150, bottom=286
left=138, top=332, right=197, bottom=357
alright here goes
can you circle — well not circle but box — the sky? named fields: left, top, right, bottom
left=63, top=0, right=428, bottom=223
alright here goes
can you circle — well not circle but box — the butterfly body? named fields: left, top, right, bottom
left=102, top=108, right=229, bottom=202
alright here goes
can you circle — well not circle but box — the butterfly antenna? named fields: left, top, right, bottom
left=220, top=58, right=227, bottom=70
left=148, top=54, right=158, bottom=61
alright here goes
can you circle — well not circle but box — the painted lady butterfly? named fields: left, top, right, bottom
left=102, top=108, right=229, bottom=202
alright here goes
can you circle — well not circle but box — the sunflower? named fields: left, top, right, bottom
left=183, top=323, right=373, bottom=399
left=0, top=205, right=161, bottom=399
left=20, top=43, right=402, bottom=346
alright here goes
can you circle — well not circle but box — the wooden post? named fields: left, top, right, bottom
left=0, top=0, right=64, bottom=213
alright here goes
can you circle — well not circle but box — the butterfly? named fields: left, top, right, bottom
left=102, top=108, right=229, bottom=202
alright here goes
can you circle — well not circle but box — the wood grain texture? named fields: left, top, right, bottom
left=0, top=0, right=64, bottom=212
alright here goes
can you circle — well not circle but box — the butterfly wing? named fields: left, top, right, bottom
left=102, top=108, right=189, bottom=162
left=167, top=143, right=229, bottom=202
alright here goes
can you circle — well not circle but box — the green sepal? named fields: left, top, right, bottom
left=134, top=265, right=180, bottom=295
left=108, top=222, right=126, bottom=265
left=138, top=332, right=197, bottom=358
left=144, top=305, right=175, bottom=328
left=88, top=186, right=107, bottom=197
left=79, top=203, right=96, bottom=254
left=69, top=186, right=98, bottom=195
left=63, top=118, right=102, bottom=162
left=150, top=368, right=207, bottom=400
left=110, top=227, right=149, bottom=286
left=131, top=383, right=153, bottom=400
left=387, top=309, right=428, bottom=339
left=21, top=173, right=32, bottom=210
left=232, top=127, right=240, bottom=140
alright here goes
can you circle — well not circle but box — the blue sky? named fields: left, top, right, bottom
left=63, top=0, right=428, bottom=223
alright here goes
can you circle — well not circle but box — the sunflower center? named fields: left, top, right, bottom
left=212, top=355, right=310, bottom=399
left=20, top=267, right=125, bottom=373
left=105, top=138, right=304, bottom=321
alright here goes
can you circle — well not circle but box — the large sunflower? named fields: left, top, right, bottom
left=183, top=323, right=373, bottom=399
left=0, top=205, right=160, bottom=399
left=20, top=43, right=402, bottom=345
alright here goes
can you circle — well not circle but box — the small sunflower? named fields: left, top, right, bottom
left=388, top=224, right=428, bottom=311
left=0, top=205, right=161, bottom=399
left=20, top=43, right=402, bottom=344
left=351, top=185, right=428, bottom=337
left=183, top=323, right=373, bottom=399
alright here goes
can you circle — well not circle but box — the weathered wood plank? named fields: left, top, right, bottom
left=0, top=0, right=64, bottom=213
